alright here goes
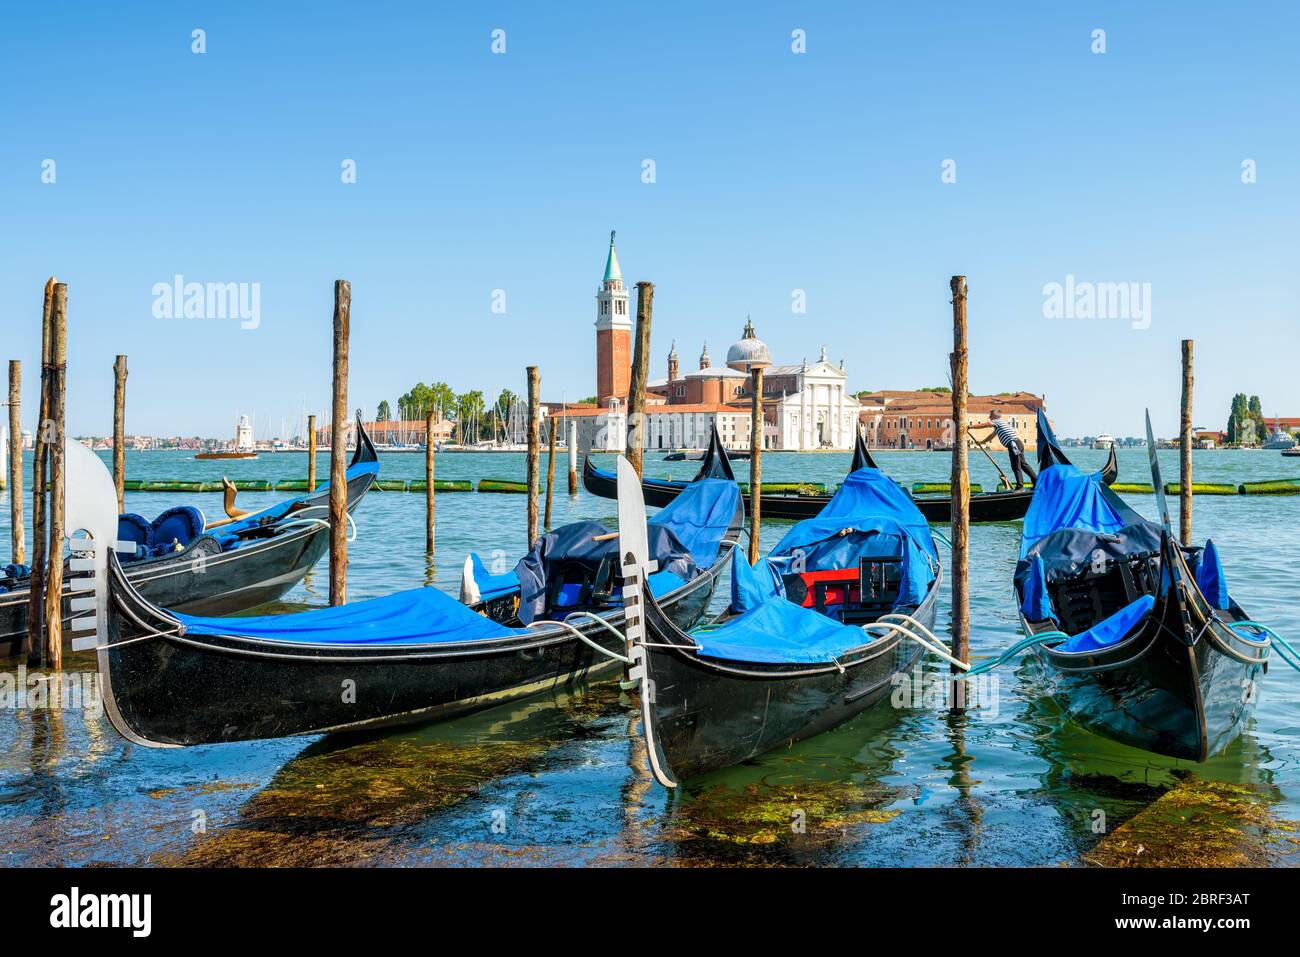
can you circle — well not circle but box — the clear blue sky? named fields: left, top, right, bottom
left=3, top=2, right=1296, bottom=439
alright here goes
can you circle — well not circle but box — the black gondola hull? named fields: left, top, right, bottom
left=638, top=576, right=938, bottom=783
left=98, top=519, right=740, bottom=747
left=1, top=464, right=377, bottom=658
left=583, top=447, right=1118, bottom=525
left=1030, top=607, right=1264, bottom=761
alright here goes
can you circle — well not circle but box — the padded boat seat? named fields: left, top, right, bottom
left=117, top=514, right=152, bottom=559
left=1058, top=594, right=1155, bottom=653
left=1194, top=539, right=1229, bottom=610
left=151, top=506, right=205, bottom=552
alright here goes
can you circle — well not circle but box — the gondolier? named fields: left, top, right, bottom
left=970, top=409, right=1037, bottom=489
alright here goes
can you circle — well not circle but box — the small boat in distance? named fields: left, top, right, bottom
left=1091, top=433, right=1115, bottom=450
left=197, top=414, right=258, bottom=459
left=1263, top=419, right=1297, bottom=450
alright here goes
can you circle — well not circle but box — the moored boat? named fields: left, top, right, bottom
left=1, top=416, right=380, bottom=657
left=1012, top=410, right=1271, bottom=760
left=584, top=427, right=1118, bottom=524
left=84, top=443, right=743, bottom=746
left=616, top=450, right=943, bottom=786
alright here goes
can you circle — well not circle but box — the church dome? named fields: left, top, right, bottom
left=726, top=317, right=771, bottom=371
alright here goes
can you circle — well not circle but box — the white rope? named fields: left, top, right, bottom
left=878, top=612, right=955, bottom=654
left=275, top=512, right=357, bottom=543
left=526, top=618, right=632, bottom=664
left=861, top=620, right=971, bottom=671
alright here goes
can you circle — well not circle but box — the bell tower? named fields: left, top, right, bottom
left=595, top=230, right=631, bottom=403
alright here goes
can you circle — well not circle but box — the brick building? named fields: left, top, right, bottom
left=858, top=390, right=1046, bottom=451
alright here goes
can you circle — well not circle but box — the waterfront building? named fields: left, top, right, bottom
left=858, top=390, right=1045, bottom=451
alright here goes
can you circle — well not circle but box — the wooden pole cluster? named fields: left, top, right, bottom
left=425, top=409, right=436, bottom=553
left=7, top=360, right=22, bottom=566
left=43, top=283, right=68, bottom=670
left=567, top=418, right=578, bottom=495
left=1179, top=339, right=1194, bottom=547
left=747, top=367, right=765, bottom=566
left=307, top=414, right=318, bottom=491
left=949, top=276, right=971, bottom=707
left=26, top=278, right=56, bottom=663
left=328, top=280, right=350, bottom=607
left=626, top=282, right=654, bottom=478
left=113, top=354, right=128, bottom=513
left=526, top=366, right=540, bottom=544
left=544, top=421, right=557, bottom=531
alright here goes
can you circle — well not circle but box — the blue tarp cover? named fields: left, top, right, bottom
left=177, top=584, right=529, bottom=646
left=515, top=477, right=738, bottom=623
left=694, top=557, right=876, bottom=664
left=765, top=467, right=938, bottom=609
left=1058, top=594, right=1154, bottom=653
left=1020, top=463, right=1142, bottom=558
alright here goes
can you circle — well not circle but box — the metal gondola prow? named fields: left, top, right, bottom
left=849, top=427, right=879, bottom=472
left=1035, top=408, right=1073, bottom=472
left=692, top=424, right=736, bottom=483
left=615, top=455, right=678, bottom=789
left=351, top=410, right=379, bottom=466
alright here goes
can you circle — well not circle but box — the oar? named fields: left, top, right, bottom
left=966, top=428, right=1013, bottom=490
left=1144, top=411, right=1172, bottom=530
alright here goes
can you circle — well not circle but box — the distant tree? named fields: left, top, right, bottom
left=1226, top=393, right=1249, bottom=445
left=919, top=386, right=952, bottom=394
left=455, top=390, right=486, bottom=442
left=376, top=400, right=391, bottom=422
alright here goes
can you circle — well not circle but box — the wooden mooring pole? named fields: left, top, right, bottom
left=949, top=276, right=970, bottom=710
left=567, top=418, right=578, bottom=495
left=544, top=420, right=557, bottom=532
left=27, top=278, right=55, bottom=664
left=627, top=281, right=654, bottom=478
left=425, top=409, right=436, bottom=553
left=44, top=283, right=68, bottom=670
left=7, top=360, right=22, bottom=566
left=307, top=414, right=317, bottom=491
left=1180, top=339, right=1194, bottom=547
left=113, top=354, right=128, bottom=513
left=526, top=366, right=540, bottom=545
left=748, top=366, right=765, bottom=566
left=328, top=280, right=350, bottom=606
left=308, top=413, right=318, bottom=488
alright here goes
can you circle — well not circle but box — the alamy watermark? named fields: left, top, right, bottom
left=1042, top=274, right=1151, bottom=330
left=1, top=667, right=102, bottom=713
left=152, top=275, right=261, bottom=329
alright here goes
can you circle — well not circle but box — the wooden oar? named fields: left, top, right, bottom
left=966, top=428, right=1014, bottom=490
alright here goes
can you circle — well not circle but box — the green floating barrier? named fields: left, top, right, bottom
left=912, top=482, right=985, bottom=495
left=739, top=482, right=828, bottom=495
left=374, top=480, right=409, bottom=492
left=478, top=479, right=529, bottom=493
left=275, top=480, right=311, bottom=491
left=409, top=480, right=473, bottom=492
left=1164, top=483, right=1238, bottom=496
left=1240, top=481, right=1300, bottom=495
left=232, top=479, right=274, bottom=492
left=1110, top=482, right=1155, bottom=494
left=140, top=481, right=210, bottom=493
left=122, top=480, right=145, bottom=491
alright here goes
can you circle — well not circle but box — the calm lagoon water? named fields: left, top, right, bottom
left=2, top=447, right=1298, bottom=866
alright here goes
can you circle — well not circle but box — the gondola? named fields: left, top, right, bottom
left=1012, top=409, right=1271, bottom=761
left=616, top=448, right=943, bottom=786
left=76, top=438, right=743, bottom=746
left=0, top=415, right=379, bottom=657
left=584, top=428, right=1118, bottom=524
left=664, top=448, right=750, bottom=462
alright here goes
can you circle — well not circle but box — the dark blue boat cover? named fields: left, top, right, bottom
left=765, top=468, right=938, bottom=607
left=515, top=478, right=739, bottom=624
left=177, top=585, right=529, bottom=645
left=695, top=556, right=877, bottom=664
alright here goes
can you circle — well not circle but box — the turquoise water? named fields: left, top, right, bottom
left=2, top=447, right=1298, bottom=866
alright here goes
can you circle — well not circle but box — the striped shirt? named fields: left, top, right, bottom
left=991, top=419, right=1019, bottom=448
